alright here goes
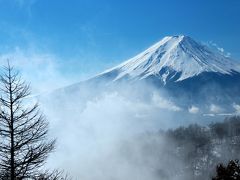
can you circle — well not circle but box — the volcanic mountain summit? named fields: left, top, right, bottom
left=54, top=35, right=240, bottom=113
left=95, top=35, right=240, bottom=84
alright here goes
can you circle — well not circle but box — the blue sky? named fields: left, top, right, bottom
left=0, top=0, right=239, bottom=91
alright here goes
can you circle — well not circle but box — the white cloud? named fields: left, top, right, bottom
left=209, top=104, right=223, bottom=113
left=217, top=47, right=224, bottom=53
left=203, top=113, right=215, bottom=117
left=14, top=0, right=37, bottom=7
left=44, top=90, right=189, bottom=179
left=205, top=41, right=231, bottom=57
left=0, top=47, right=75, bottom=94
left=13, top=0, right=37, bottom=18
left=188, top=106, right=199, bottom=114
left=233, top=103, right=240, bottom=114
left=152, top=92, right=181, bottom=112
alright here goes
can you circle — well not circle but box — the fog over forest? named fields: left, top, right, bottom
left=0, top=45, right=240, bottom=179
left=0, top=1, right=240, bottom=179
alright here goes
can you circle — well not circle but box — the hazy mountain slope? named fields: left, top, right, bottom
left=49, top=35, right=240, bottom=114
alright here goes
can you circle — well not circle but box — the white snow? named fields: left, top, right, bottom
left=97, top=35, right=240, bottom=83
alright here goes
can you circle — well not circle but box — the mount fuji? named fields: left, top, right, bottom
left=93, top=35, right=240, bottom=84
left=53, top=35, right=240, bottom=114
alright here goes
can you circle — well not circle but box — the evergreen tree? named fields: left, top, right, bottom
left=212, top=160, right=240, bottom=180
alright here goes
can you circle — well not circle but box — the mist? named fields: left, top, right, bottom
left=0, top=0, right=239, bottom=179
left=0, top=57, right=238, bottom=180
left=42, top=91, right=180, bottom=180
left=37, top=79, right=225, bottom=180
left=2, top=56, right=239, bottom=180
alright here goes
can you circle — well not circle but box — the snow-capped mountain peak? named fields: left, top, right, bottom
left=98, top=35, right=240, bottom=83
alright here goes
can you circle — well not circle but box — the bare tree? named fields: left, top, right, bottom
left=32, top=170, right=72, bottom=180
left=0, top=62, right=56, bottom=179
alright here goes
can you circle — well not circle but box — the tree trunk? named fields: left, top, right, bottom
left=9, top=69, right=15, bottom=180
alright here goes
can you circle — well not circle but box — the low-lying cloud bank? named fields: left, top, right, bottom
left=43, top=91, right=184, bottom=180
left=39, top=82, right=237, bottom=180
left=1, top=57, right=239, bottom=180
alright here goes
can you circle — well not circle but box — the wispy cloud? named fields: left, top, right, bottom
left=233, top=103, right=240, bottom=114
left=0, top=47, right=75, bottom=94
left=209, top=104, right=223, bottom=113
left=205, top=41, right=231, bottom=57
left=188, top=105, right=199, bottom=114
left=13, top=0, right=37, bottom=18
left=14, top=0, right=37, bottom=8
left=152, top=92, right=182, bottom=112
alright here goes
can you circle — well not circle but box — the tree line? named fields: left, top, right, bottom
left=163, top=116, right=240, bottom=179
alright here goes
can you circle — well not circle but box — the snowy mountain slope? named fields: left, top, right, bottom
left=95, top=35, right=240, bottom=84
left=49, top=35, right=240, bottom=113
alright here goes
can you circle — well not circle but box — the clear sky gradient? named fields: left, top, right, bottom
left=0, top=0, right=239, bottom=87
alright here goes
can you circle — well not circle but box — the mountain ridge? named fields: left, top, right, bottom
left=46, top=35, right=240, bottom=115
left=94, top=35, right=240, bottom=84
